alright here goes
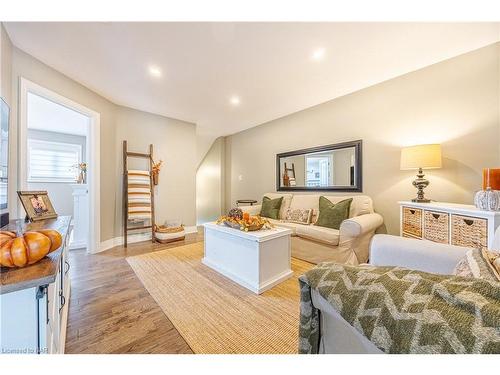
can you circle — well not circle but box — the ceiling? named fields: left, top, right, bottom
left=4, top=22, right=500, bottom=163
left=28, top=92, right=89, bottom=136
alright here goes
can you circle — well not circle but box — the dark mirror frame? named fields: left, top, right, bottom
left=276, top=139, right=362, bottom=192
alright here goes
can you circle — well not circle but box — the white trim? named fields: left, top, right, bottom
left=183, top=225, right=199, bottom=234
left=97, top=225, right=199, bottom=253
left=19, top=77, right=101, bottom=254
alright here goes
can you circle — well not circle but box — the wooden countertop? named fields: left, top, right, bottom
left=1, top=216, right=71, bottom=295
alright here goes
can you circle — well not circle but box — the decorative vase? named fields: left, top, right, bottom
left=474, top=188, right=500, bottom=211
left=152, top=172, right=159, bottom=185
left=482, top=168, right=500, bottom=190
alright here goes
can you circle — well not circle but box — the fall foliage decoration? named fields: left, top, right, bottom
left=152, top=159, right=163, bottom=185
left=216, top=212, right=273, bottom=232
left=0, top=229, right=63, bottom=268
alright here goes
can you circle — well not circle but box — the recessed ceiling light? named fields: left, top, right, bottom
left=148, top=65, right=162, bottom=78
left=311, top=47, right=326, bottom=61
left=230, top=96, right=240, bottom=106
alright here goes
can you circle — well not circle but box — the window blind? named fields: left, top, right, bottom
left=28, top=139, right=82, bottom=182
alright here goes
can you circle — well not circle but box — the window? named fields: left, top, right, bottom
left=28, top=139, right=82, bottom=182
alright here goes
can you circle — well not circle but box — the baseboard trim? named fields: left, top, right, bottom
left=97, top=225, right=198, bottom=253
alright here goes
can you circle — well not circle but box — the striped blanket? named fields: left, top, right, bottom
left=128, top=170, right=152, bottom=220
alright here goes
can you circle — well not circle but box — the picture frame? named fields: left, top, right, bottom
left=17, top=190, right=58, bottom=222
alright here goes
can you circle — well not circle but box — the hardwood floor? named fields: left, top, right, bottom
left=65, top=231, right=203, bottom=354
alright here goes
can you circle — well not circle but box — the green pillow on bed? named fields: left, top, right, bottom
left=314, top=197, right=352, bottom=230
left=260, top=196, right=283, bottom=220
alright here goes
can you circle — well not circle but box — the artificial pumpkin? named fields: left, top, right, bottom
left=0, top=229, right=63, bottom=268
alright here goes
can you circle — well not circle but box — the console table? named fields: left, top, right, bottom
left=1, top=216, right=72, bottom=354
left=399, top=201, right=500, bottom=249
left=236, top=199, right=258, bottom=206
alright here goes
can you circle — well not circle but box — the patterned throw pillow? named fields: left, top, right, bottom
left=453, top=249, right=500, bottom=281
left=482, top=249, right=500, bottom=281
left=283, top=208, right=313, bottom=225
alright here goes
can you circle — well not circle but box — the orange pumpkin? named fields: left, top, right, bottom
left=0, top=230, right=63, bottom=268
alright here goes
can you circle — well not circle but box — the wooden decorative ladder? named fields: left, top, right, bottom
left=122, top=140, right=156, bottom=247
left=283, top=162, right=296, bottom=186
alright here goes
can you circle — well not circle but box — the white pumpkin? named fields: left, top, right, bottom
left=474, top=188, right=500, bottom=211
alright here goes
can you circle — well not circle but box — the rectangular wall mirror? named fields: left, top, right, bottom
left=276, top=140, right=362, bottom=192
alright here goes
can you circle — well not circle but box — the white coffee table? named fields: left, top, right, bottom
left=202, top=222, right=293, bottom=294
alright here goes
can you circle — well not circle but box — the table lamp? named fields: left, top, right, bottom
left=400, top=144, right=442, bottom=203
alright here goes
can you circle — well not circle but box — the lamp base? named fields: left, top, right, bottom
left=411, top=197, right=431, bottom=203
left=412, top=168, right=431, bottom=202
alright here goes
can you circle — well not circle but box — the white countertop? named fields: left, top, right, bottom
left=399, top=201, right=500, bottom=217
left=203, top=222, right=292, bottom=242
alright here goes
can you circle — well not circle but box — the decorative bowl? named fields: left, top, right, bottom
left=223, top=220, right=241, bottom=230
left=223, top=220, right=265, bottom=231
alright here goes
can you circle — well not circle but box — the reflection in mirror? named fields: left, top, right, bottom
left=277, top=140, right=362, bottom=192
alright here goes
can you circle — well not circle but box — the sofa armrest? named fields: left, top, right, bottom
left=340, top=213, right=383, bottom=238
left=369, top=234, right=470, bottom=275
left=239, top=204, right=262, bottom=216
left=336, top=213, right=384, bottom=264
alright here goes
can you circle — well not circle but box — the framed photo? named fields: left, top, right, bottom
left=17, top=190, right=58, bottom=221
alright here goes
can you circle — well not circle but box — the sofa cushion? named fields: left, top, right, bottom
left=264, top=193, right=293, bottom=219
left=315, top=197, right=352, bottom=230
left=268, top=219, right=301, bottom=235
left=295, top=225, right=340, bottom=246
left=288, top=194, right=374, bottom=222
left=260, top=196, right=283, bottom=219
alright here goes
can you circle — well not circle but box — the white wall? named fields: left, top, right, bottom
left=196, top=137, right=225, bottom=224
left=115, top=106, right=197, bottom=228
left=8, top=45, right=198, bottom=244
left=10, top=46, right=118, bottom=241
left=225, top=43, right=500, bottom=235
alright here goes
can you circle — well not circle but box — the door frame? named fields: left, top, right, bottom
left=18, top=77, right=101, bottom=253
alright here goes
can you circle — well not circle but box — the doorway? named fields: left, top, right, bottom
left=19, top=78, right=100, bottom=253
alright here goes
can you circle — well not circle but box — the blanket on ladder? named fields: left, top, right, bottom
left=128, top=169, right=152, bottom=220
left=298, top=263, right=500, bottom=354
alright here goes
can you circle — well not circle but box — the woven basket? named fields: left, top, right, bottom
left=451, top=214, right=487, bottom=249
left=155, top=225, right=184, bottom=233
left=154, top=225, right=185, bottom=243
left=423, top=211, right=449, bottom=244
left=402, top=207, right=422, bottom=238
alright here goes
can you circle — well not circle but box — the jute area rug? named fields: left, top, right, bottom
left=126, top=242, right=314, bottom=354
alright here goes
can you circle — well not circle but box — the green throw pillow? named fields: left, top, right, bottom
left=315, top=197, right=352, bottom=230
left=260, top=196, right=283, bottom=219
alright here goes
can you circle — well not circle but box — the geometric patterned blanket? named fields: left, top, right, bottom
left=298, top=263, right=500, bottom=354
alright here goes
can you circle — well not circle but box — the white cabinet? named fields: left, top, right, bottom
left=0, top=217, right=71, bottom=354
left=70, top=184, right=89, bottom=250
left=399, top=201, right=500, bottom=249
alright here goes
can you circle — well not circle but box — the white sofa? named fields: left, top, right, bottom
left=312, top=234, right=478, bottom=354
left=239, top=193, right=383, bottom=265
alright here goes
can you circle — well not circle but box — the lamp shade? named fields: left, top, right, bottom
left=400, top=144, right=442, bottom=170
